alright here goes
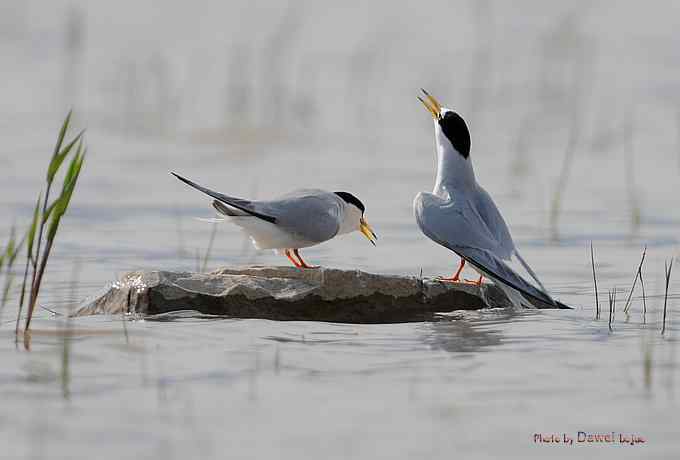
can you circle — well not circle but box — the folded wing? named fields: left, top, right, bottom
left=259, top=190, right=343, bottom=244
left=414, top=192, right=556, bottom=306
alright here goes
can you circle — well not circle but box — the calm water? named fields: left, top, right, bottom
left=1, top=1, right=680, bottom=458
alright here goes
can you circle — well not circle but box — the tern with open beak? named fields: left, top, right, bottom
left=171, top=173, right=376, bottom=268
left=413, top=89, right=566, bottom=308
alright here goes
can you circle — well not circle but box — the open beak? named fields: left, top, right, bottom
left=359, top=217, right=377, bottom=246
left=417, top=88, right=442, bottom=120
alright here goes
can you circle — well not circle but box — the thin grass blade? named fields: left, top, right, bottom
left=590, top=241, right=599, bottom=319
left=47, top=131, right=84, bottom=183
left=1, top=271, right=14, bottom=309
left=662, top=259, right=673, bottom=335
left=51, top=110, right=72, bottom=161
left=1, top=228, right=26, bottom=310
left=17, top=195, right=42, bottom=333
left=623, top=246, right=647, bottom=314
left=26, top=193, right=42, bottom=257
left=47, top=152, right=85, bottom=242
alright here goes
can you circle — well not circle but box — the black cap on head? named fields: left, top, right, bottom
left=439, top=111, right=470, bottom=159
left=334, top=191, right=365, bottom=214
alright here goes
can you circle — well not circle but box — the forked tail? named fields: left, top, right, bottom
left=514, top=249, right=554, bottom=305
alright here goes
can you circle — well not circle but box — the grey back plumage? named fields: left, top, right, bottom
left=256, top=189, right=344, bottom=243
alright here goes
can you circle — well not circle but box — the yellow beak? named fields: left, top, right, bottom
left=417, top=88, right=442, bottom=119
left=359, top=218, right=377, bottom=246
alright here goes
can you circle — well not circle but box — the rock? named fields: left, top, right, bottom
left=74, top=266, right=566, bottom=323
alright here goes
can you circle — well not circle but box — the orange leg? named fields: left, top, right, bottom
left=464, top=275, right=484, bottom=286
left=294, top=249, right=319, bottom=269
left=285, top=249, right=302, bottom=268
left=439, top=259, right=466, bottom=282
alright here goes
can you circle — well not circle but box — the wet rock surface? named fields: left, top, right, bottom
left=75, top=266, right=563, bottom=323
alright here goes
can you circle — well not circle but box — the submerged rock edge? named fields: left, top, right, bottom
left=74, top=266, right=563, bottom=323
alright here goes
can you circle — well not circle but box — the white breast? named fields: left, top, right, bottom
left=228, top=217, right=318, bottom=250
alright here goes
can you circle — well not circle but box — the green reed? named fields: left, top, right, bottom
left=1, top=111, right=88, bottom=338
left=1, top=227, right=26, bottom=316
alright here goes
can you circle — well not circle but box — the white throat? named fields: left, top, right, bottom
left=432, top=120, right=476, bottom=198
left=337, top=203, right=361, bottom=235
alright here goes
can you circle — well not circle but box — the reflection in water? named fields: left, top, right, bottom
left=143, top=310, right=232, bottom=322
left=419, top=309, right=521, bottom=353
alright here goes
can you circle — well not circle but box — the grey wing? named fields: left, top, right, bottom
left=473, top=186, right=515, bottom=259
left=474, top=186, right=551, bottom=295
left=258, top=190, right=342, bottom=244
left=414, top=192, right=555, bottom=306
left=275, top=188, right=332, bottom=200
left=414, top=192, right=504, bottom=252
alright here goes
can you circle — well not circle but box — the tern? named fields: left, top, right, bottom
left=414, top=89, right=564, bottom=308
left=171, top=172, right=377, bottom=268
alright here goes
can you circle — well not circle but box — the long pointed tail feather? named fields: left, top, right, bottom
left=171, top=172, right=277, bottom=224
left=514, top=249, right=553, bottom=303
